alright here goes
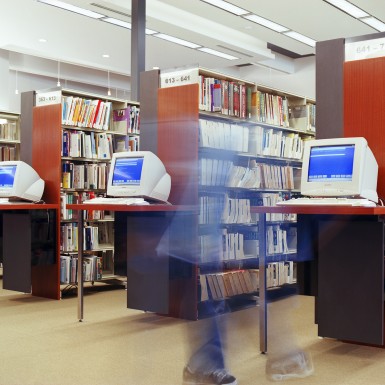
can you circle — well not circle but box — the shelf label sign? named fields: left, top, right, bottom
left=160, top=67, right=199, bottom=88
left=345, top=37, right=385, bottom=62
left=36, top=90, right=61, bottom=106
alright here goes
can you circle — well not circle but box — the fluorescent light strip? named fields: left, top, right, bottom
left=324, top=0, right=385, bottom=33
left=283, top=31, right=316, bottom=48
left=37, top=0, right=105, bottom=19
left=102, top=17, right=158, bottom=34
left=243, top=14, right=289, bottom=33
left=103, top=17, right=131, bottom=29
left=200, top=0, right=249, bottom=16
left=155, top=33, right=201, bottom=49
left=324, top=0, right=368, bottom=19
left=360, top=17, right=385, bottom=32
left=198, top=47, right=238, bottom=60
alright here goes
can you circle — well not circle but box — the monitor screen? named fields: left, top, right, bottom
left=308, top=144, right=355, bottom=183
left=300, top=137, right=378, bottom=202
left=112, top=157, right=144, bottom=186
left=107, top=151, right=171, bottom=203
left=0, top=165, right=16, bottom=189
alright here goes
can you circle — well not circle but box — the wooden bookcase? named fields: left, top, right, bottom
left=0, top=112, right=20, bottom=161
left=138, top=68, right=315, bottom=320
left=23, top=88, right=140, bottom=299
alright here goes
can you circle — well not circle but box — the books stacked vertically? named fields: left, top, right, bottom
left=60, top=255, right=103, bottom=284
left=61, top=162, right=109, bottom=190
left=113, top=135, right=140, bottom=152
left=200, top=269, right=258, bottom=301
left=199, top=119, right=249, bottom=152
left=252, top=90, right=290, bottom=127
left=248, top=126, right=310, bottom=160
left=0, top=120, right=18, bottom=140
left=60, top=192, right=107, bottom=220
left=198, top=75, right=253, bottom=118
left=112, top=106, right=140, bottom=134
left=288, top=103, right=316, bottom=132
left=62, top=96, right=112, bottom=130
left=62, top=130, right=112, bottom=159
left=0, top=145, right=17, bottom=161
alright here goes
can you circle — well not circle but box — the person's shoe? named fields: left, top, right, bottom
left=182, top=366, right=237, bottom=385
left=266, top=350, right=314, bottom=381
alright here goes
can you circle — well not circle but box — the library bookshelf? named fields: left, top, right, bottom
left=0, top=112, right=20, bottom=161
left=22, top=88, right=139, bottom=299
left=139, top=67, right=316, bottom=320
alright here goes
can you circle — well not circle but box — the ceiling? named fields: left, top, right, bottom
left=2, top=0, right=385, bottom=77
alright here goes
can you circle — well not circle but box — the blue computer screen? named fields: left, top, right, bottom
left=0, top=165, right=16, bottom=188
left=112, top=157, right=143, bottom=186
left=308, top=144, right=355, bottom=182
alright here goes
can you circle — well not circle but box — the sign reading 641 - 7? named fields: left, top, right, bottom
left=345, top=37, right=385, bottom=62
left=160, top=67, right=199, bottom=88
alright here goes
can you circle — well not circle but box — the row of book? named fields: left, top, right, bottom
left=198, top=76, right=253, bottom=119
left=112, top=106, right=140, bottom=134
left=0, top=146, right=17, bottom=161
left=62, top=130, right=112, bottom=160
left=199, top=226, right=259, bottom=263
left=113, top=135, right=140, bottom=152
left=253, top=91, right=290, bottom=127
left=60, top=254, right=103, bottom=284
left=199, top=119, right=311, bottom=161
left=60, top=192, right=111, bottom=220
left=226, top=160, right=301, bottom=190
left=288, top=104, right=316, bottom=132
left=266, top=225, right=297, bottom=256
left=60, top=223, right=104, bottom=252
left=0, top=121, right=18, bottom=140
left=62, top=96, right=112, bottom=130
left=248, top=126, right=311, bottom=159
left=62, top=162, right=109, bottom=190
left=252, top=192, right=297, bottom=222
left=199, top=119, right=249, bottom=152
left=199, top=195, right=258, bottom=225
left=199, top=261, right=296, bottom=301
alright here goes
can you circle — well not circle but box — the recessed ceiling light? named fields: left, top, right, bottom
left=37, top=0, right=105, bottom=19
left=39, top=38, right=47, bottom=43
left=102, top=54, right=110, bottom=58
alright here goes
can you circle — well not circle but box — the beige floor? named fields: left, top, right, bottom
left=0, top=284, right=384, bottom=385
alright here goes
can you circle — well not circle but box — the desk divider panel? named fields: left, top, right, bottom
left=317, top=217, right=384, bottom=345
left=3, top=213, right=31, bottom=293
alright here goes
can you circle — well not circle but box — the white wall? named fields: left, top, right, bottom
left=0, top=49, right=316, bottom=114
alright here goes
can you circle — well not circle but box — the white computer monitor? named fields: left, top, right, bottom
left=0, top=161, right=45, bottom=202
left=107, top=151, right=171, bottom=203
left=300, top=137, right=378, bottom=202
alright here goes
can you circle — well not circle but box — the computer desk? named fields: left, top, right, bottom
left=0, top=203, right=58, bottom=295
left=69, top=203, right=385, bottom=351
left=67, top=203, right=196, bottom=322
left=253, top=205, right=385, bottom=350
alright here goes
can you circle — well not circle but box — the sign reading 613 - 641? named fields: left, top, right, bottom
left=160, top=67, right=199, bottom=88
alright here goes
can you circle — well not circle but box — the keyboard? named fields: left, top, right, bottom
left=83, top=197, right=149, bottom=205
left=276, top=197, right=377, bottom=207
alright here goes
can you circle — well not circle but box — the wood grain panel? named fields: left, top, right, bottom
left=344, top=57, right=385, bottom=200
left=32, top=104, right=62, bottom=204
left=158, top=84, right=199, bottom=206
left=31, top=104, right=61, bottom=299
